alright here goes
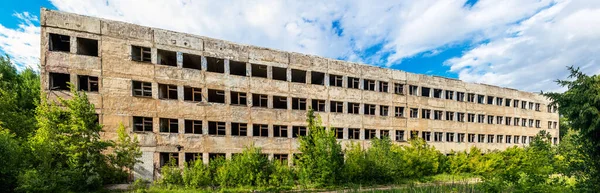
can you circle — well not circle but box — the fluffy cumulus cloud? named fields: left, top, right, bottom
left=0, top=0, right=598, bottom=92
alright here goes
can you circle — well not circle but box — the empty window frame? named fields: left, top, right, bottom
left=230, top=91, right=247, bottom=105
left=433, top=89, right=442, bottom=98
left=514, top=135, right=519, bottom=144
left=434, top=110, right=443, bottom=120
left=506, top=117, right=512, bottom=126
left=458, top=133, right=465, bottom=143
left=208, top=89, right=225, bottom=103
left=488, top=115, right=494, bottom=124
left=456, top=92, right=465, bottom=102
left=273, top=96, right=288, bottom=109
left=409, top=85, right=418, bottom=95
left=272, top=66, right=287, bottom=81
left=348, top=77, right=360, bottom=89
left=514, top=100, right=520, bottom=108
left=529, top=119, right=534, bottom=127
left=506, top=135, right=512, bottom=143
left=394, top=83, right=404, bottom=94
left=253, top=94, right=268, bottom=108
left=467, top=93, right=475, bottom=102
left=514, top=118, right=521, bottom=126
left=131, top=45, right=151, bottom=62
left=380, top=130, right=390, bottom=138
left=422, top=109, right=431, bottom=119
left=396, top=130, right=405, bottom=141
left=311, top=71, right=325, bottom=85
left=330, top=74, right=343, bottom=87
left=478, top=134, right=485, bottom=143
left=133, top=116, right=153, bottom=132
left=349, top=128, right=360, bottom=139
left=274, top=125, right=288, bottom=138
left=251, top=63, right=268, bottom=78
left=231, top=122, right=248, bottom=136
left=445, top=90, right=454, bottom=100
left=335, top=128, right=344, bottom=139
left=208, top=121, right=226, bottom=136
left=291, top=69, right=306, bottom=83
left=487, top=96, right=494, bottom=105
left=488, top=135, right=494, bottom=143
left=159, top=118, right=178, bottom=133
left=184, top=86, right=202, bottom=102
left=553, top=122, right=558, bottom=129
left=76, top=37, right=98, bottom=56
left=364, top=104, right=376, bottom=115
left=132, top=81, right=152, bottom=97
left=457, top=112, right=465, bottom=122
left=184, top=120, right=202, bottom=134
left=410, top=130, right=420, bottom=139
left=49, top=33, right=71, bottom=52
left=422, top=131, right=431, bottom=141
left=497, top=116, right=503, bottom=125
left=292, top=97, right=307, bottom=110
left=446, top=133, right=455, bottom=142
left=421, top=87, right=431, bottom=97
left=209, top=153, right=226, bottom=161
left=379, top=81, right=389, bottom=92
left=292, top=126, right=307, bottom=138
left=330, top=101, right=343, bottom=113
left=159, top=84, right=178, bottom=100
left=446, top=111, right=455, bottom=121
left=253, top=124, right=268, bottom=137
left=184, top=153, right=202, bottom=164
left=206, top=57, right=225, bottom=73
left=497, top=135, right=504, bottom=143
left=364, top=79, right=376, bottom=91
left=468, top=113, right=475, bottom=123
left=522, top=101, right=527, bottom=109
left=312, top=99, right=326, bottom=112
left=159, top=152, right=179, bottom=167
left=50, top=72, right=70, bottom=90
left=365, top=129, right=376, bottom=140
left=522, top=136, right=527, bottom=144
left=535, top=103, right=541, bottom=111
left=182, top=53, right=202, bottom=70
left=505, top=99, right=512, bottom=107
left=348, top=102, right=360, bottom=114
left=229, top=60, right=247, bottom=76
left=274, top=154, right=289, bottom=163
left=78, top=75, right=98, bottom=92
left=434, top=132, right=443, bottom=142
left=477, top=95, right=485, bottom=104
left=536, top=120, right=541, bottom=128
left=522, top=118, right=527, bottom=127
left=477, top=114, right=485, bottom=123
left=529, top=102, right=534, bottom=110
left=395, top=107, right=405, bottom=117
left=410, top=108, right=419, bottom=118
left=380, top=105, right=389, bottom=116
left=157, top=49, right=177, bottom=66
left=496, top=97, right=503, bottom=106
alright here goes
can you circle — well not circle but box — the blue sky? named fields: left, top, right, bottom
left=1, top=0, right=599, bottom=92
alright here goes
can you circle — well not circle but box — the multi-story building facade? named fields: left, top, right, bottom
left=40, top=8, right=560, bottom=180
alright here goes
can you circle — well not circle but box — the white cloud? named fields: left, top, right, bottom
left=0, top=12, right=40, bottom=70
left=445, top=0, right=600, bottom=92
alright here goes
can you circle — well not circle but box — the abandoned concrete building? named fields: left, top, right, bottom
left=40, top=8, right=560, bottom=180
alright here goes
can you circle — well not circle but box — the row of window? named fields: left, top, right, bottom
left=49, top=72, right=99, bottom=92
left=49, top=33, right=99, bottom=57
left=159, top=152, right=289, bottom=167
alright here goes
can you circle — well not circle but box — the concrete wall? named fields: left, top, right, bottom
left=39, top=8, right=561, bottom=180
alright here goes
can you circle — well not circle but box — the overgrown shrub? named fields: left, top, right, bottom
left=158, top=160, right=183, bottom=188
left=182, top=158, right=211, bottom=188
left=216, top=145, right=271, bottom=187
left=268, top=160, right=295, bottom=188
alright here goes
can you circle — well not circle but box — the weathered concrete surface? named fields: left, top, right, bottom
left=40, top=8, right=560, bottom=181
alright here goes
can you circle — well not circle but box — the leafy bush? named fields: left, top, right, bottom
left=216, top=145, right=271, bottom=187
left=158, top=160, right=184, bottom=188
left=0, top=128, right=22, bottom=192
left=182, top=158, right=211, bottom=188
left=268, top=160, right=295, bottom=188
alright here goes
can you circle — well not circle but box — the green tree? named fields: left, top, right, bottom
left=544, top=66, right=600, bottom=191
left=0, top=127, right=23, bottom=192
left=215, top=145, right=271, bottom=187
left=0, top=55, right=39, bottom=139
left=109, top=123, right=142, bottom=182
left=183, top=158, right=211, bottom=188
left=297, top=109, right=344, bottom=187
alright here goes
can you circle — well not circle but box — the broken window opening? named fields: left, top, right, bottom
left=514, top=118, right=520, bottom=126
left=291, top=69, right=306, bottom=83
left=447, top=132, right=455, bottom=142
left=49, top=33, right=70, bottom=52
left=488, top=115, right=494, bottom=124
left=348, top=128, right=360, bottom=139
left=380, top=105, right=389, bottom=116
left=364, top=79, right=376, bottom=91
left=253, top=124, right=268, bottom=137
left=229, top=60, right=247, bottom=76
left=445, top=90, right=454, bottom=100
left=272, top=66, right=287, bottom=81
left=183, top=86, right=202, bottom=102
left=434, top=110, right=443, bottom=120
left=496, top=97, right=503, bottom=106
left=497, top=135, right=504, bottom=143
left=467, top=93, right=475, bottom=102
left=209, top=153, right=226, bottom=161
left=131, top=45, right=151, bottom=62
left=456, top=92, right=465, bottom=102
left=184, top=120, right=202, bottom=134
left=252, top=94, right=268, bottom=108
left=505, top=99, right=512, bottom=107
left=434, top=132, right=443, bottom=142
left=50, top=72, right=70, bottom=91
left=76, top=37, right=98, bottom=56
left=433, top=89, right=442, bottom=98
left=488, top=135, right=494, bottom=143
left=478, top=134, right=485, bottom=143
left=159, top=152, right=179, bottom=167
left=396, top=130, right=405, bottom=141
left=487, top=96, right=494, bottom=105
left=394, top=83, right=404, bottom=95
left=133, top=116, right=153, bottom=132
left=335, top=128, right=344, bottom=139
left=251, top=63, right=268, bottom=78
left=311, top=71, right=325, bottom=85
left=364, top=104, right=376, bottom=115
left=182, top=53, right=202, bottom=70
left=457, top=112, right=465, bottom=122
left=447, top=111, right=455, bottom=121
left=274, top=154, right=289, bottom=163
left=330, top=101, right=343, bottom=113
left=206, top=57, right=225, bottom=73
left=292, top=97, right=307, bottom=110
left=365, top=129, right=376, bottom=140
left=159, top=118, right=179, bottom=133
left=78, top=75, right=98, bottom=92
left=497, top=116, right=503, bottom=125
left=421, top=109, right=431, bottom=119
left=409, top=85, right=418, bottom=95
left=477, top=95, right=485, bottom=104
left=330, top=74, right=343, bottom=87
left=380, top=130, right=390, bottom=138
left=273, top=96, right=288, bottom=109
left=410, top=108, right=418, bottom=118
left=311, top=99, right=326, bottom=112
left=422, top=131, right=431, bottom=141
left=208, top=89, right=225, bottom=103
left=458, top=133, right=465, bottom=142
left=230, top=91, right=247, bottom=106
left=348, top=77, right=360, bottom=89
left=208, top=121, right=226, bottom=136
left=132, top=81, right=152, bottom=97
left=395, top=107, right=405, bottom=117
left=468, top=113, right=475, bottom=122
left=514, top=100, right=520, bottom=108
left=231, top=122, right=248, bottom=136
left=421, top=87, right=431, bottom=97
left=274, top=125, right=288, bottom=138
left=506, top=117, right=512, bottom=126
left=478, top=114, right=485, bottom=123
left=157, top=49, right=177, bottom=67
left=292, top=126, right=307, bottom=138
left=348, top=103, right=360, bottom=114
left=379, top=81, right=389, bottom=93
left=159, top=84, right=178, bottom=100
left=185, top=153, right=202, bottom=164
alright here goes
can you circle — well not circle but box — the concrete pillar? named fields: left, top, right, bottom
left=224, top=59, right=230, bottom=74
left=176, top=52, right=183, bottom=68
left=200, top=56, right=208, bottom=71
left=246, top=62, right=252, bottom=76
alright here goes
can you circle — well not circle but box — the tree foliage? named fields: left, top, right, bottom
left=0, top=55, right=39, bottom=139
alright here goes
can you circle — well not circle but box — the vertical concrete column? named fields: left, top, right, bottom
left=288, top=125, right=293, bottom=139
left=267, top=66, right=273, bottom=79
left=178, top=118, right=184, bottom=134
left=224, top=59, right=230, bottom=74
left=225, top=90, right=230, bottom=105
left=343, top=128, right=348, bottom=140
left=343, top=101, right=347, bottom=114
left=376, top=129, right=381, bottom=139
left=200, top=56, right=208, bottom=71
left=153, top=117, right=159, bottom=133
left=178, top=152, right=184, bottom=167
left=306, top=70, right=312, bottom=84
left=360, top=128, right=364, bottom=140
left=203, top=153, right=209, bottom=165
left=70, top=74, right=78, bottom=90
left=177, top=85, right=184, bottom=102
left=375, top=81, right=379, bottom=92
left=249, top=124, right=254, bottom=137
left=325, top=99, right=330, bottom=112
left=359, top=78, right=364, bottom=90
left=267, top=95, right=273, bottom=109
left=176, top=52, right=183, bottom=68
left=202, top=115, right=209, bottom=136
left=246, top=62, right=252, bottom=77
left=152, top=82, right=159, bottom=99
left=70, top=36, right=77, bottom=54
left=225, top=122, right=231, bottom=136
left=324, top=74, right=330, bottom=87
left=286, top=68, right=291, bottom=82
left=151, top=48, right=158, bottom=64
left=268, top=124, right=273, bottom=138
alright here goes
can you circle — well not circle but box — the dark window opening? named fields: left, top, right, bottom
left=291, top=69, right=306, bottom=83
left=49, top=33, right=70, bottom=52
left=364, top=79, right=376, bottom=91
left=50, top=72, right=70, bottom=90
left=379, top=81, right=388, bottom=92
left=229, top=60, right=247, bottom=76
left=184, top=87, right=202, bottom=102
left=274, top=154, right=288, bottom=163
left=445, top=90, right=454, bottom=100
left=160, top=152, right=179, bottom=167
left=231, top=122, right=248, bottom=136
left=292, top=98, right=306, bottom=110
left=292, top=126, right=307, bottom=138
left=335, top=128, right=344, bottom=139
left=185, top=153, right=202, bottom=164
left=410, top=108, right=418, bottom=118
left=230, top=91, right=247, bottom=106
left=132, top=81, right=152, bottom=97
left=380, top=105, right=389, bottom=116
left=311, top=71, right=325, bottom=85
left=349, top=128, right=360, bottom=139
left=206, top=57, right=225, bottom=73
left=433, top=89, right=442, bottom=98
left=409, top=85, right=418, bottom=95
left=457, top=92, right=465, bottom=101
left=273, top=96, right=287, bottom=109
left=76, top=37, right=98, bottom=56
left=348, top=77, right=360, bottom=89
left=272, top=67, right=287, bottom=81
left=380, top=130, right=390, bottom=138
left=209, top=153, right=225, bottom=161
left=184, top=120, right=202, bottom=134
left=487, top=96, right=494, bottom=105
left=468, top=93, right=475, bottom=102
left=311, top=99, right=326, bottom=112
left=78, top=75, right=98, bottom=92
left=157, top=49, right=177, bottom=67
left=395, top=107, right=405, bottom=117
left=364, top=104, right=376, bottom=115
left=133, top=116, right=153, bottom=132
left=208, top=89, right=225, bottom=103
left=131, top=45, right=151, bottom=62
left=182, top=53, right=202, bottom=70
left=330, top=74, right=343, bottom=87
left=274, top=125, right=288, bottom=138
left=160, top=118, right=178, bottom=133
left=422, top=109, right=431, bottom=119
left=434, top=132, right=443, bottom=142
left=348, top=103, right=360, bottom=114
left=365, top=129, right=376, bottom=140
left=330, top=101, right=343, bottom=113
left=253, top=124, right=268, bottom=137
left=159, top=84, right=178, bottom=100
left=394, top=83, right=404, bottom=94
left=477, top=95, right=485, bottom=104
left=208, top=121, right=226, bottom=136
left=422, top=132, right=432, bottom=141
left=251, top=63, right=268, bottom=78
left=396, top=130, right=405, bottom=141
left=421, top=87, right=431, bottom=97
left=253, top=94, right=268, bottom=108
